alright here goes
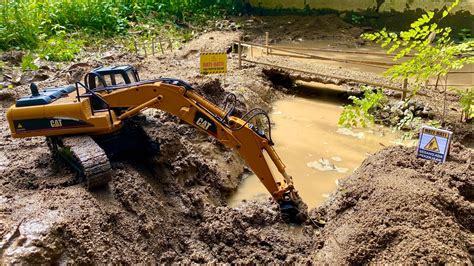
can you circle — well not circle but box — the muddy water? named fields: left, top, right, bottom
left=229, top=86, right=409, bottom=209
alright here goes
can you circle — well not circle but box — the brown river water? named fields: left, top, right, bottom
left=228, top=84, right=412, bottom=208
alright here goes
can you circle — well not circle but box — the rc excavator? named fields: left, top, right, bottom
left=6, top=65, right=307, bottom=223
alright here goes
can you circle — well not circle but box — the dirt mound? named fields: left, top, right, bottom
left=311, top=144, right=473, bottom=264
left=239, top=15, right=363, bottom=43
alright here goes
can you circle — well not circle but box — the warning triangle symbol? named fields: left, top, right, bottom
left=17, top=123, right=23, bottom=129
left=424, top=137, right=439, bottom=152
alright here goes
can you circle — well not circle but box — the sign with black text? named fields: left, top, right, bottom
left=417, top=126, right=452, bottom=163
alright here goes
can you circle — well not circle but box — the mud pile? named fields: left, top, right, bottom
left=311, top=144, right=473, bottom=264
left=239, top=15, right=363, bottom=43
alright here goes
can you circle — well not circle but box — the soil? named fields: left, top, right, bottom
left=0, top=15, right=473, bottom=264
left=236, top=15, right=364, bottom=44
left=310, top=144, right=473, bottom=264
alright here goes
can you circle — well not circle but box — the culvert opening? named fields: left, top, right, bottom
left=261, top=68, right=363, bottom=104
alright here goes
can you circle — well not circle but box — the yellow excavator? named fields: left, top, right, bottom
left=6, top=65, right=307, bottom=223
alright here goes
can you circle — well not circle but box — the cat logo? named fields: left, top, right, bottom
left=50, top=119, right=63, bottom=128
left=193, top=111, right=217, bottom=136
left=424, top=137, right=440, bottom=152
left=196, top=117, right=212, bottom=131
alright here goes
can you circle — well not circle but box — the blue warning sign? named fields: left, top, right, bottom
left=417, top=126, right=452, bottom=163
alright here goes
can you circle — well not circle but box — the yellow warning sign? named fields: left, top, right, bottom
left=424, top=137, right=440, bottom=152
left=200, top=52, right=227, bottom=75
left=17, top=123, right=23, bottom=129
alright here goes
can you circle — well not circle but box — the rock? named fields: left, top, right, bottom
left=33, top=72, right=49, bottom=82
left=11, top=69, right=22, bottom=85
left=100, top=53, right=115, bottom=60
left=0, top=51, right=25, bottom=65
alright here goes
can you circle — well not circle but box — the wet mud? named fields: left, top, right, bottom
left=1, top=16, right=473, bottom=263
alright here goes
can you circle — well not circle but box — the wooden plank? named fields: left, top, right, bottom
left=241, top=58, right=408, bottom=93
left=238, top=40, right=242, bottom=70
left=239, top=41, right=397, bottom=67
left=265, top=32, right=269, bottom=55
left=273, top=45, right=415, bottom=57
left=401, top=78, right=408, bottom=100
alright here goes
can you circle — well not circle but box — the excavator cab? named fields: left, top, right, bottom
left=85, top=65, right=140, bottom=90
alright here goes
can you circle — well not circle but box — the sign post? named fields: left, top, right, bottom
left=200, top=52, right=227, bottom=75
left=417, top=126, right=452, bottom=163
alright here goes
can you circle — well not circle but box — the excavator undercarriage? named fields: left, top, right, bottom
left=6, top=65, right=307, bottom=223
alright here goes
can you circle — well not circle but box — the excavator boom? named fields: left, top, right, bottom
left=6, top=66, right=307, bottom=223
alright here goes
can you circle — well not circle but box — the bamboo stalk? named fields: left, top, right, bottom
left=144, top=40, right=148, bottom=57
left=265, top=32, right=269, bottom=55
left=159, top=38, right=164, bottom=54
left=152, top=38, right=155, bottom=56
left=238, top=39, right=242, bottom=70
left=133, top=39, right=138, bottom=56
left=401, top=78, right=408, bottom=101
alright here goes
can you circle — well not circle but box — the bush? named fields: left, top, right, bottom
left=339, top=87, right=387, bottom=128
left=0, top=0, right=243, bottom=51
left=39, top=35, right=83, bottom=61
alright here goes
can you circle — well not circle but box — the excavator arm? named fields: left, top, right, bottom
left=101, top=80, right=308, bottom=223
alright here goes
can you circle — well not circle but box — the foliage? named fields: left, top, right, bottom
left=450, top=87, right=474, bottom=120
left=0, top=0, right=242, bottom=52
left=362, top=0, right=474, bottom=95
left=458, top=28, right=472, bottom=42
left=395, top=110, right=421, bottom=131
left=351, top=14, right=364, bottom=25
left=339, top=87, right=387, bottom=128
left=39, top=35, right=83, bottom=61
left=21, top=53, right=38, bottom=71
left=399, top=119, right=441, bottom=140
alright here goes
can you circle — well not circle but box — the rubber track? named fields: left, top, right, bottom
left=61, top=136, right=112, bottom=189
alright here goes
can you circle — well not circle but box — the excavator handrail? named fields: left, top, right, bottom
left=75, top=81, right=114, bottom=122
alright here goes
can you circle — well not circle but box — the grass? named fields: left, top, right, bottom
left=0, top=0, right=242, bottom=60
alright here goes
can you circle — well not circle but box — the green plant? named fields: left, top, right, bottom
left=458, top=28, right=472, bottom=41
left=339, top=87, right=387, bottom=128
left=362, top=0, right=473, bottom=95
left=351, top=14, right=364, bottom=25
left=362, top=0, right=473, bottom=126
left=0, top=0, right=243, bottom=51
left=450, top=87, right=473, bottom=121
left=399, top=119, right=441, bottom=140
left=21, top=53, right=39, bottom=71
left=39, top=35, right=83, bottom=61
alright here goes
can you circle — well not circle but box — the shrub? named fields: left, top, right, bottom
left=339, top=87, right=387, bottom=128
